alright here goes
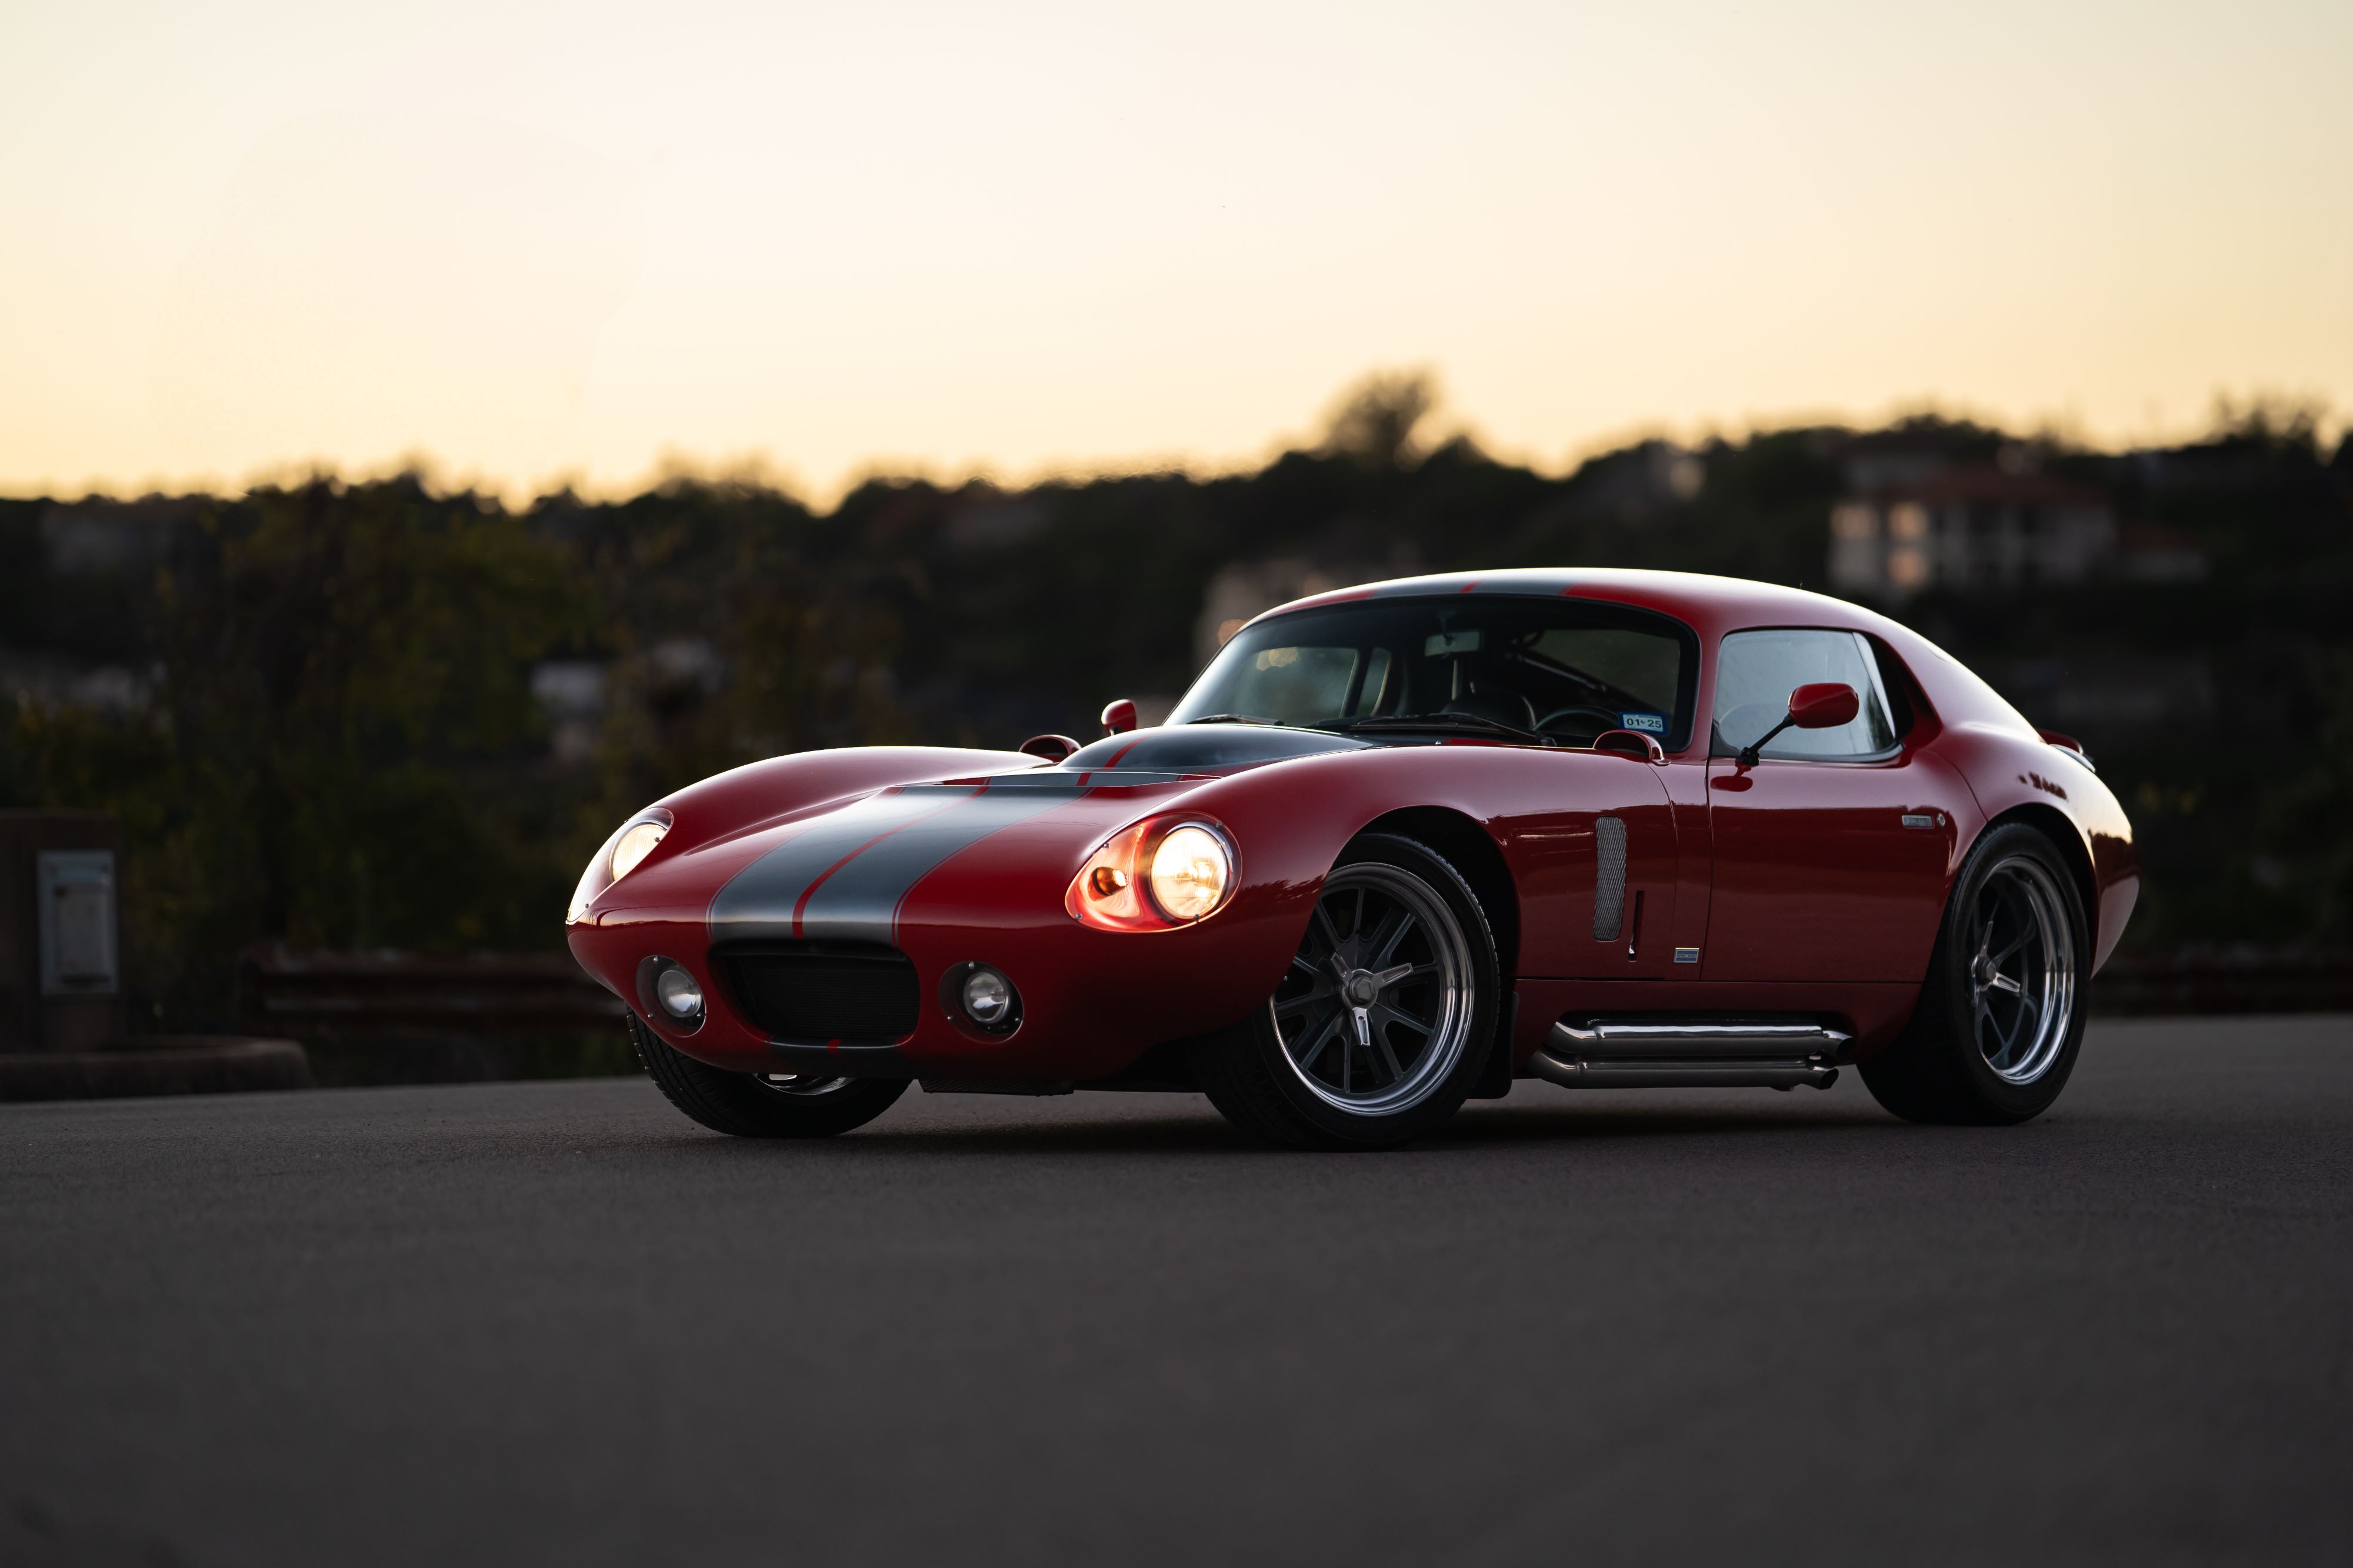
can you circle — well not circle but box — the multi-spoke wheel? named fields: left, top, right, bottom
left=1965, top=855, right=2078, bottom=1086
left=1194, top=833, right=1499, bottom=1149
left=1862, top=824, right=2089, bottom=1125
left=1272, top=862, right=1476, bottom=1116
left=632, top=1016, right=908, bottom=1137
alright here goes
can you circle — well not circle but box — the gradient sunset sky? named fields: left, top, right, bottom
left=4, top=0, right=2347, bottom=502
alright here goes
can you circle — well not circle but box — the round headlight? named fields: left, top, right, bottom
left=654, top=965, right=703, bottom=1020
left=961, top=967, right=1014, bottom=1026
left=611, top=819, right=669, bottom=882
left=1148, top=825, right=1232, bottom=923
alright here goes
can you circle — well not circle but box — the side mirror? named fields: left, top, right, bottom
left=1788, top=682, right=1860, bottom=730
left=1736, top=682, right=1858, bottom=766
left=1101, top=698, right=1138, bottom=736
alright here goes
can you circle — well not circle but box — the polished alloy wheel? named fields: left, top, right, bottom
left=1967, top=855, right=2077, bottom=1085
left=1270, top=861, right=1474, bottom=1116
left=752, top=1072, right=854, bottom=1096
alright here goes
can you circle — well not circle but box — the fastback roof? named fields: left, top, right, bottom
left=1258, top=568, right=1887, bottom=640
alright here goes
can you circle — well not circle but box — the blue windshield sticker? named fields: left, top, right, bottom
left=1618, top=711, right=1667, bottom=735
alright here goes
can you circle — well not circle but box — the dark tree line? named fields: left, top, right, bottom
left=4, top=380, right=2349, bottom=1030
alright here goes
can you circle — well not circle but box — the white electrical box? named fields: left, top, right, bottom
left=38, top=849, right=119, bottom=996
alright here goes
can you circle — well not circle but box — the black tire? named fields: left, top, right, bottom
left=1192, top=833, right=1500, bottom=1151
left=631, top=1016, right=908, bottom=1137
left=1861, top=823, right=2090, bottom=1126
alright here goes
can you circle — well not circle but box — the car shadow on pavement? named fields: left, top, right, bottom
left=1439, top=1097, right=1901, bottom=1145
left=629, top=1091, right=1909, bottom=1158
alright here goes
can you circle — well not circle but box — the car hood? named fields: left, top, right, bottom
left=1056, top=723, right=1372, bottom=773
left=588, top=726, right=1376, bottom=944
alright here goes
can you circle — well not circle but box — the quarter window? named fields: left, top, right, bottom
left=1714, top=629, right=1901, bottom=760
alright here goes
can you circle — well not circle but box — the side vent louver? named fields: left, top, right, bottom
left=1593, top=815, right=1627, bottom=941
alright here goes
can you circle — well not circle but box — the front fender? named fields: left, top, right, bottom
left=1174, top=741, right=1683, bottom=986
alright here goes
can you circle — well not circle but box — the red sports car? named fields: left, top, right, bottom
left=566, top=569, right=2137, bottom=1149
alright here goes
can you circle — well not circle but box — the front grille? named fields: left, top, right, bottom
left=715, top=941, right=921, bottom=1043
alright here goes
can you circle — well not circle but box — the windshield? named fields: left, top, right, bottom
left=1170, top=596, right=1699, bottom=749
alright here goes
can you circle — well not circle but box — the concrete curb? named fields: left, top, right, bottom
left=0, top=1036, right=313, bottom=1102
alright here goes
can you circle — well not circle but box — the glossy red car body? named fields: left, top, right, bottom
left=566, top=570, right=2137, bottom=1087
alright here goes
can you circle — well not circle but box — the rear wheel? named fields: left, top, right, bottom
left=1861, top=823, right=2088, bottom=1125
left=631, top=1015, right=908, bottom=1137
left=1193, top=833, right=1499, bottom=1150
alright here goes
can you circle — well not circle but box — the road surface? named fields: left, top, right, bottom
left=4, top=1015, right=2349, bottom=1566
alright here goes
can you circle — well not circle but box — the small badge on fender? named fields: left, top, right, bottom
left=1674, top=946, right=1700, bottom=963
left=1619, top=711, right=1667, bottom=735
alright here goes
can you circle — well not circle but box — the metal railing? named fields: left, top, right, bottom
left=237, top=945, right=628, bottom=1037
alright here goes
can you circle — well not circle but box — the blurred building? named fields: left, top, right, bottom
left=0, top=653, right=156, bottom=715
left=1829, top=466, right=2117, bottom=598
left=1559, top=439, right=1706, bottom=523
left=38, top=496, right=192, bottom=578
left=529, top=660, right=607, bottom=764
left=2112, top=525, right=2212, bottom=583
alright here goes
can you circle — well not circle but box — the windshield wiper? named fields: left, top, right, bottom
left=1338, top=713, right=1552, bottom=746
left=1184, top=713, right=1284, bottom=726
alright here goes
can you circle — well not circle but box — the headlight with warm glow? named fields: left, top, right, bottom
left=611, top=819, right=669, bottom=881
left=1148, top=825, right=1232, bottom=922
left=566, top=808, right=674, bottom=925
left=1066, top=817, right=1239, bottom=931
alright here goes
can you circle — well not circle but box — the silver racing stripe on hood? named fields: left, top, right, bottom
left=707, top=783, right=1085, bottom=946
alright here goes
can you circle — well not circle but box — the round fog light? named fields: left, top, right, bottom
left=961, top=966, right=1015, bottom=1027
left=655, top=965, right=704, bottom=1020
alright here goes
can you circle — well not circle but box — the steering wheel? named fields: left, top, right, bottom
left=1536, top=704, right=1622, bottom=741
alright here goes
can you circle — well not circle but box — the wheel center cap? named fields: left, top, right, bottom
left=1342, top=970, right=1381, bottom=1007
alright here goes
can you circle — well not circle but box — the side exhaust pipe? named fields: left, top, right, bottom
left=1532, top=1019, right=1848, bottom=1091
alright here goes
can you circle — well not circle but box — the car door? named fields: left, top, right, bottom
left=1701, top=628, right=1967, bottom=983
left=1523, top=752, right=1684, bottom=979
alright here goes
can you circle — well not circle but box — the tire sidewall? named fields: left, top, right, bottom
left=1244, top=833, right=1500, bottom=1148
left=1931, top=824, right=2092, bottom=1121
left=633, top=1015, right=909, bottom=1137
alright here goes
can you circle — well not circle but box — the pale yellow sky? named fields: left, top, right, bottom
left=3, top=0, right=2348, bottom=503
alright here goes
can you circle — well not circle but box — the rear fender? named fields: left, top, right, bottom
left=1934, top=725, right=2138, bottom=972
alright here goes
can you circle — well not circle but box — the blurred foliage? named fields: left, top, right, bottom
left=4, top=393, right=2350, bottom=1036
left=6, top=478, right=588, bottom=1017
left=1320, top=368, right=1442, bottom=469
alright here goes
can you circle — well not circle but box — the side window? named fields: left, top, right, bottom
left=1714, top=629, right=1900, bottom=760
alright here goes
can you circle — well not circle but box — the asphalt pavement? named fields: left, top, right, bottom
left=4, top=1015, right=2349, bottom=1567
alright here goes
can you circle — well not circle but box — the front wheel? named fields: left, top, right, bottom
left=631, top=1016, right=908, bottom=1137
left=1861, top=823, right=2089, bottom=1125
left=1192, top=833, right=1500, bottom=1150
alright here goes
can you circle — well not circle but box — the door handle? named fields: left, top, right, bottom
left=1625, top=889, right=1644, bottom=960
